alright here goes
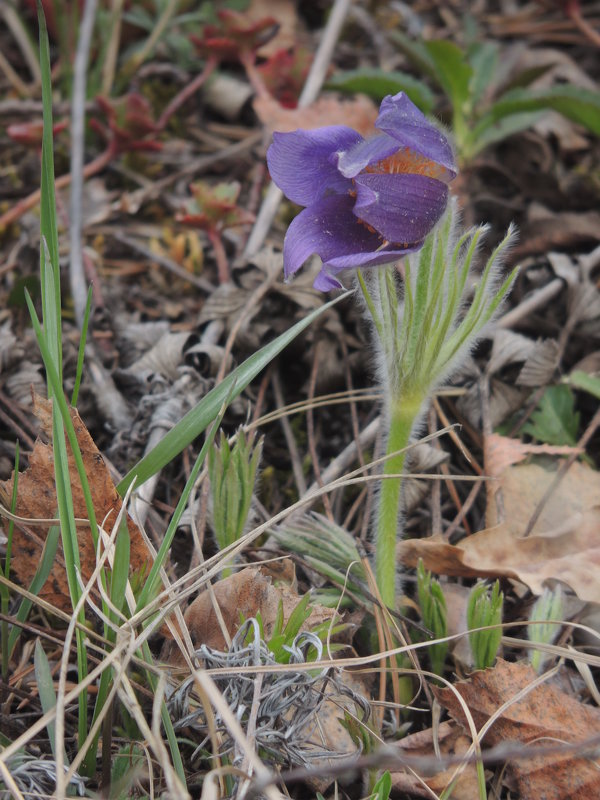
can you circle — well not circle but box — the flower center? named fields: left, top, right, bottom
left=366, top=147, right=445, bottom=181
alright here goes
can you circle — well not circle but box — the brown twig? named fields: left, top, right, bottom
left=156, top=56, right=218, bottom=131
left=565, top=0, right=600, bottom=46
left=0, top=144, right=116, bottom=231
left=206, top=228, right=231, bottom=285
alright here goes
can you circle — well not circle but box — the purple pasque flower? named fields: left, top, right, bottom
left=267, top=92, right=456, bottom=291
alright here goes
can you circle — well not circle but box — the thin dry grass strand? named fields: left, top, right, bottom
left=250, top=387, right=383, bottom=428
left=66, top=642, right=131, bottom=781
left=502, top=631, right=600, bottom=667
left=0, top=635, right=130, bottom=765
left=568, top=645, right=600, bottom=706
left=54, top=518, right=113, bottom=799
left=117, top=668, right=190, bottom=799
left=200, top=766, right=254, bottom=800
left=60, top=497, right=144, bottom=784
left=128, top=424, right=462, bottom=628
left=0, top=759, right=25, bottom=800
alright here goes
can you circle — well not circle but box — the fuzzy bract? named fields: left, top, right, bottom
left=267, top=92, right=456, bottom=290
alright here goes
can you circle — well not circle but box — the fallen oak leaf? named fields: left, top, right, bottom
left=434, top=659, right=600, bottom=800
left=0, top=394, right=151, bottom=612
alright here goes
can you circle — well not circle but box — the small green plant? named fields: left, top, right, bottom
left=417, top=559, right=448, bottom=676
left=209, top=429, right=262, bottom=575
left=329, top=35, right=600, bottom=164
left=528, top=586, right=564, bottom=673
left=522, top=385, right=580, bottom=447
left=246, top=594, right=348, bottom=665
left=369, top=771, right=392, bottom=800
left=361, top=203, right=516, bottom=610
left=467, top=580, right=504, bottom=670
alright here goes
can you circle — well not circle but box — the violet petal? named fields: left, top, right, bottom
left=353, top=173, right=449, bottom=244
left=376, top=92, right=456, bottom=178
left=267, top=126, right=362, bottom=206
left=336, top=134, right=399, bottom=179
left=324, top=244, right=419, bottom=270
left=315, top=244, right=420, bottom=290
left=283, top=193, right=382, bottom=279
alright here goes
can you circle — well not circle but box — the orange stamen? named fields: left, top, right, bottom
left=365, top=147, right=446, bottom=181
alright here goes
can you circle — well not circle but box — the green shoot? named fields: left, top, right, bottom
left=417, top=559, right=448, bottom=677
left=467, top=580, right=503, bottom=671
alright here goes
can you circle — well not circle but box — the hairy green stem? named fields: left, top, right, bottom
left=375, top=395, right=422, bottom=609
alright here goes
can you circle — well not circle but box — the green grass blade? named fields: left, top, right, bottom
left=109, top=518, right=131, bottom=625
left=25, top=292, right=100, bottom=552
left=135, top=389, right=231, bottom=613
left=1, top=443, right=18, bottom=678
left=7, top=525, right=60, bottom=658
left=37, top=2, right=62, bottom=385
left=117, top=292, right=351, bottom=496
left=34, top=639, right=68, bottom=763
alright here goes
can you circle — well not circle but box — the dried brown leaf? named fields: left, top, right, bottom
left=435, top=659, right=600, bottom=800
left=0, top=395, right=151, bottom=611
left=400, top=460, right=600, bottom=600
left=255, top=93, right=378, bottom=136
left=512, top=212, right=600, bottom=261
left=484, top=433, right=581, bottom=481
left=391, top=721, right=480, bottom=799
left=398, top=507, right=600, bottom=602
left=173, top=563, right=336, bottom=655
